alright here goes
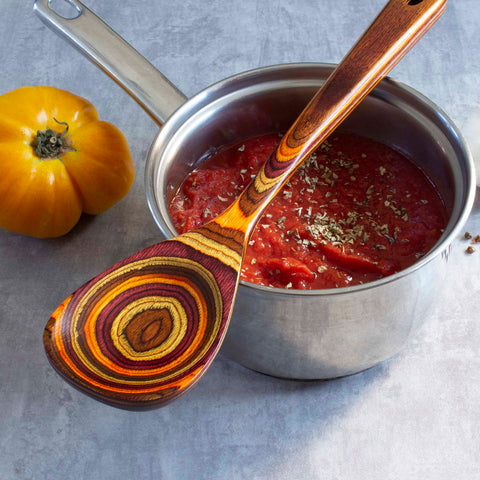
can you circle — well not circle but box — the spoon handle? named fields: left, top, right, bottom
left=215, top=0, right=447, bottom=235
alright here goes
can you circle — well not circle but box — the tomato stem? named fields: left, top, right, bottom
left=33, top=118, right=74, bottom=159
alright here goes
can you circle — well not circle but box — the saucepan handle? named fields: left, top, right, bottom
left=33, top=0, right=187, bottom=125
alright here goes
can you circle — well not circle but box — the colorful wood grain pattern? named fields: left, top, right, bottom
left=44, top=228, right=243, bottom=409
left=44, top=0, right=446, bottom=409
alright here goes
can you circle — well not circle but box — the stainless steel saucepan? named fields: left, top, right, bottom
left=34, top=0, right=475, bottom=379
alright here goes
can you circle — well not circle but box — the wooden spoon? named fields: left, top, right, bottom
left=44, top=0, right=446, bottom=409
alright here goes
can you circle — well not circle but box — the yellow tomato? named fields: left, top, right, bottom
left=0, top=86, right=135, bottom=238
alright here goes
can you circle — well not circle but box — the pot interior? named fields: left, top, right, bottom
left=147, top=64, right=473, bottom=269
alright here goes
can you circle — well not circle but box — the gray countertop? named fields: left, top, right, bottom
left=1, top=1, right=479, bottom=479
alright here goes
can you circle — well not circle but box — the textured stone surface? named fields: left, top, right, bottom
left=0, top=1, right=479, bottom=479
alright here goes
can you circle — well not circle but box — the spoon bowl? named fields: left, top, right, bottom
left=45, top=233, right=240, bottom=408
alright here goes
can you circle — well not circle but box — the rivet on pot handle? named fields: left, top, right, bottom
left=33, top=0, right=187, bottom=125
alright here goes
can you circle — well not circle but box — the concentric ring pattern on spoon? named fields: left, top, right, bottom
left=45, top=230, right=243, bottom=408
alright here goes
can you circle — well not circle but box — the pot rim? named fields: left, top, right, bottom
left=145, top=62, right=476, bottom=297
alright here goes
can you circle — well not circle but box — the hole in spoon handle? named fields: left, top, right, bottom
left=407, top=0, right=425, bottom=5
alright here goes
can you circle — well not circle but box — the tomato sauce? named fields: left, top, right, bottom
left=169, top=132, right=448, bottom=289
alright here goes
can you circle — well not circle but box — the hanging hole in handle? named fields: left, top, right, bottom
left=47, top=0, right=82, bottom=19
left=407, top=0, right=424, bottom=5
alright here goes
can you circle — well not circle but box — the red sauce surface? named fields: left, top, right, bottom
left=169, top=132, right=448, bottom=289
